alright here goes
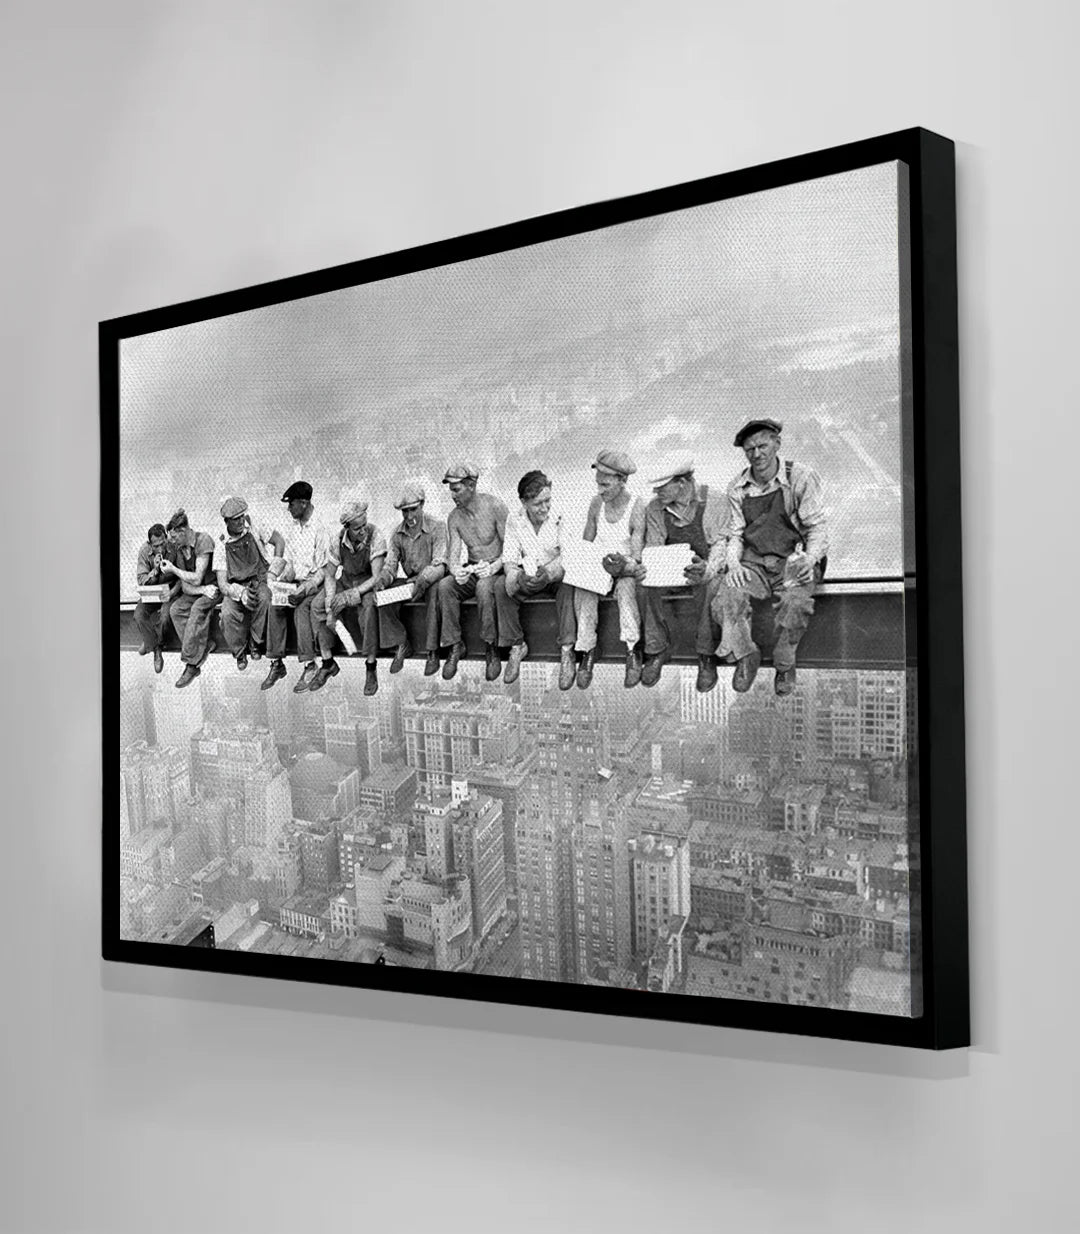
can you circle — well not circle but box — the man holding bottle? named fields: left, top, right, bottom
left=712, top=419, right=829, bottom=696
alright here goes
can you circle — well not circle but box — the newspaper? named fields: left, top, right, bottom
left=640, top=543, right=694, bottom=588
left=560, top=540, right=613, bottom=595
left=136, top=584, right=170, bottom=604
left=269, top=580, right=299, bottom=607
left=374, top=582, right=415, bottom=608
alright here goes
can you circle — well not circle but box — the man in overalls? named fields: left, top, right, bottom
left=215, top=497, right=285, bottom=671
left=638, top=455, right=728, bottom=689
left=312, top=497, right=387, bottom=696
left=373, top=482, right=447, bottom=678
left=712, top=419, right=829, bottom=696
left=161, top=508, right=218, bottom=689
left=436, top=461, right=515, bottom=682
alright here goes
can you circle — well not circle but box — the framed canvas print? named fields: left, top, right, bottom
left=103, top=127, right=967, bottom=1048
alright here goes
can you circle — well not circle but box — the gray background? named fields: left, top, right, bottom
left=3, top=1, right=1077, bottom=1230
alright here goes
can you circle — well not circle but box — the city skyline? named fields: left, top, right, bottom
left=120, top=652, right=917, bottom=1017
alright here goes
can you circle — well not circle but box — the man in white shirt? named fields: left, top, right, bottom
left=262, top=480, right=332, bottom=693
left=501, top=469, right=576, bottom=686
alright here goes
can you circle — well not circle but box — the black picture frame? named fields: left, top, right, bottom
left=102, top=127, right=967, bottom=1049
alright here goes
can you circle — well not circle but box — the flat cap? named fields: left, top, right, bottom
left=591, top=449, right=637, bottom=477
left=646, top=453, right=695, bottom=489
left=220, top=496, right=248, bottom=519
left=393, top=481, right=426, bottom=509
left=339, top=497, right=369, bottom=524
left=281, top=480, right=313, bottom=503
left=441, top=460, right=480, bottom=484
left=733, top=418, right=783, bottom=448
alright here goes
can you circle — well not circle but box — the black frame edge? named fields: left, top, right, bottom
left=102, top=127, right=968, bottom=1051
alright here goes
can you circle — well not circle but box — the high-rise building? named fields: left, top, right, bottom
left=299, top=823, right=340, bottom=891
left=151, top=678, right=205, bottom=759
left=289, top=752, right=360, bottom=824
left=518, top=691, right=610, bottom=983
left=242, top=762, right=292, bottom=847
left=628, top=832, right=691, bottom=961
left=358, top=763, right=418, bottom=819
left=679, top=666, right=732, bottom=729
left=403, top=690, right=522, bottom=795
left=384, top=874, right=474, bottom=970
left=414, top=779, right=507, bottom=941
left=570, top=777, right=634, bottom=981
left=465, top=757, right=535, bottom=878
left=518, top=663, right=554, bottom=731
left=120, top=742, right=190, bottom=832
left=325, top=710, right=381, bottom=778
left=857, top=671, right=907, bottom=759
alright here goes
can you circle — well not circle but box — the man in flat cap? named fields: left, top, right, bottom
left=638, top=454, right=728, bottom=690
left=214, top=497, right=286, bottom=672
left=501, top=469, right=575, bottom=686
left=373, top=482, right=448, bottom=678
left=262, top=481, right=332, bottom=693
left=308, top=496, right=388, bottom=695
left=573, top=449, right=647, bottom=689
left=712, top=420, right=829, bottom=696
left=133, top=522, right=179, bottom=675
left=436, top=461, right=515, bottom=682
left=160, top=509, right=219, bottom=688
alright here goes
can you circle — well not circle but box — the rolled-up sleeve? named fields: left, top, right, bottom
left=724, top=480, right=748, bottom=570
left=793, top=468, right=829, bottom=564
left=644, top=499, right=667, bottom=547
left=502, top=512, right=523, bottom=567
left=428, top=519, right=448, bottom=569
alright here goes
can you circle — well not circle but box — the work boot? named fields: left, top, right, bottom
left=153, top=648, right=164, bottom=674
left=640, top=650, right=669, bottom=688
left=424, top=651, right=440, bottom=677
left=309, top=658, right=340, bottom=692
left=442, top=642, right=465, bottom=680
left=364, top=661, right=379, bottom=696
left=236, top=650, right=249, bottom=672
left=695, top=654, right=718, bottom=693
left=558, top=646, right=577, bottom=691
left=391, top=643, right=411, bottom=674
left=576, top=648, right=596, bottom=690
left=292, top=662, right=319, bottom=694
left=504, top=641, right=527, bottom=685
left=774, top=666, right=797, bottom=696
left=175, top=664, right=201, bottom=689
left=249, top=646, right=263, bottom=661
left=624, top=646, right=643, bottom=689
left=732, top=648, right=762, bottom=693
left=260, top=659, right=287, bottom=691
left=485, top=643, right=502, bottom=682
left=138, top=641, right=152, bottom=656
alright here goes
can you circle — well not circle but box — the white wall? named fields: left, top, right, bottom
left=3, top=2, right=1077, bottom=1229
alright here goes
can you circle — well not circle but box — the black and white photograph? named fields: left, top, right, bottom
left=108, top=135, right=957, bottom=1043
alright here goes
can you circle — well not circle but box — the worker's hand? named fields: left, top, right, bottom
left=726, top=563, right=753, bottom=590
left=287, top=590, right=303, bottom=607
left=602, top=552, right=626, bottom=578
left=329, top=593, right=346, bottom=618
left=229, top=583, right=245, bottom=603
left=410, top=578, right=428, bottom=601
left=202, top=584, right=220, bottom=601
left=474, top=560, right=492, bottom=579
left=453, top=567, right=471, bottom=586
left=159, top=559, right=176, bottom=575
left=683, top=554, right=707, bottom=584
left=790, top=559, right=814, bottom=586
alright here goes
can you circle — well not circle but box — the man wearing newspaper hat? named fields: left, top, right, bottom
left=638, top=453, right=728, bottom=690
left=436, top=461, right=516, bottom=682
left=215, top=496, right=286, bottom=672
left=712, top=420, right=828, bottom=696
left=309, top=496, right=388, bottom=696
left=373, top=482, right=448, bottom=677
left=572, top=449, right=647, bottom=689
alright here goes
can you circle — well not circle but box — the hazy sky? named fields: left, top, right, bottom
left=120, top=162, right=902, bottom=462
